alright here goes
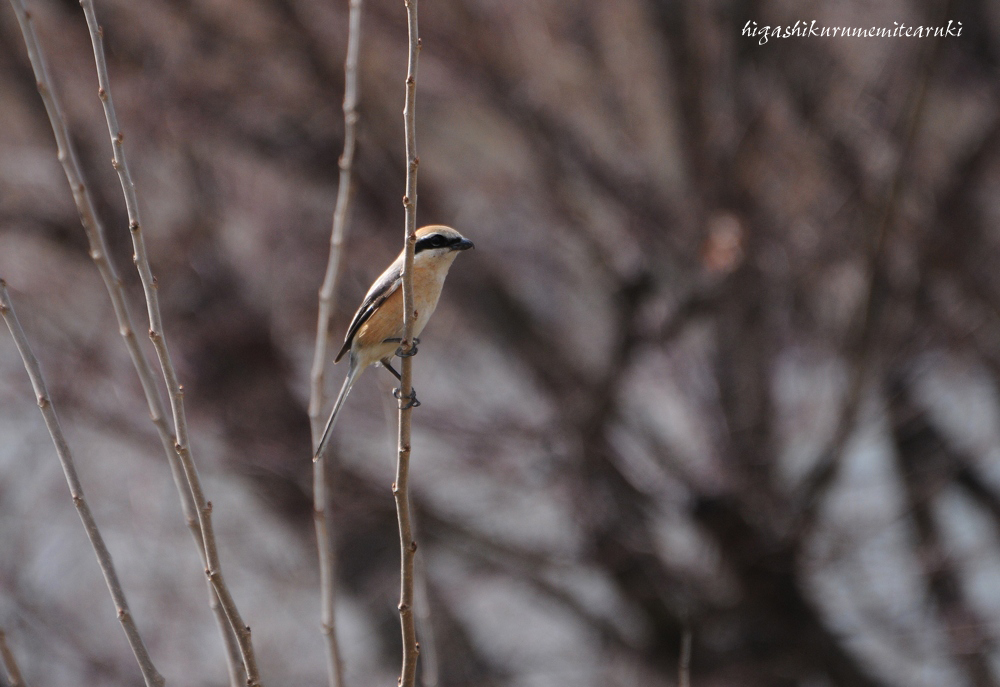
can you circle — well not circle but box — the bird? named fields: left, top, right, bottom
left=314, top=225, right=474, bottom=460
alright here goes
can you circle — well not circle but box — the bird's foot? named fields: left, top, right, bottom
left=383, top=337, right=420, bottom=358
left=393, top=386, right=421, bottom=410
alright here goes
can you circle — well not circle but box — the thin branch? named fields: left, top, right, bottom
left=76, top=3, right=260, bottom=684
left=414, top=554, right=439, bottom=687
left=309, top=2, right=364, bottom=685
left=309, top=0, right=364, bottom=444
left=5, top=1, right=244, bottom=681
left=0, top=628, right=27, bottom=687
left=395, top=1, right=421, bottom=685
left=208, top=578, right=246, bottom=687
left=2, top=0, right=171, bottom=474
left=679, top=628, right=692, bottom=687
left=0, top=282, right=164, bottom=687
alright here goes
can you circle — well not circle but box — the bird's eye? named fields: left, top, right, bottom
left=429, top=235, right=445, bottom=247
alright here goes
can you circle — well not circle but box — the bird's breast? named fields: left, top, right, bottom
left=351, top=258, right=450, bottom=367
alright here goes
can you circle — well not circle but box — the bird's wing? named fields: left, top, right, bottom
left=334, top=259, right=403, bottom=363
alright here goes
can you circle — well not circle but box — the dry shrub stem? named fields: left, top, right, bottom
left=395, top=0, right=421, bottom=685
left=414, top=556, right=439, bottom=687
left=5, top=1, right=244, bottom=683
left=309, top=0, right=364, bottom=444
left=0, top=628, right=27, bottom=687
left=77, top=2, right=260, bottom=683
left=679, top=629, right=692, bottom=687
left=0, top=283, right=164, bottom=687
left=309, top=1, right=364, bottom=686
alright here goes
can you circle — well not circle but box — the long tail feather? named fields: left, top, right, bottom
left=315, top=358, right=362, bottom=459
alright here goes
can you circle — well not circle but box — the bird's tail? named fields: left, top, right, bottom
left=314, top=358, right=362, bottom=460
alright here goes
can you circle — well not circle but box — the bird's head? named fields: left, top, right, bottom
left=413, top=225, right=474, bottom=261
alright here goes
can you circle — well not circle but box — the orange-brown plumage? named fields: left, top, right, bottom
left=315, top=225, right=473, bottom=458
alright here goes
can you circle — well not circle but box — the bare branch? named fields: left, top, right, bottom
left=414, top=555, right=438, bottom=687
left=309, top=0, right=364, bottom=445
left=0, top=628, right=27, bottom=687
left=3, top=0, right=180, bottom=545
left=311, top=480, right=344, bottom=687
left=5, top=1, right=244, bottom=680
left=679, top=629, right=692, bottom=687
left=208, top=577, right=247, bottom=687
left=0, top=282, right=164, bottom=687
left=308, top=2, right=364, bottom=685
left=76, top=2, right=261, bottom=683
left=395, top=0, right=421, bottom=684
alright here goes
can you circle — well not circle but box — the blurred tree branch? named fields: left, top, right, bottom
left=889, top=377, right=996, bottom=686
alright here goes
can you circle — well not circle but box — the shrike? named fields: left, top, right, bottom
left=314, top=225, right=474, bottom=459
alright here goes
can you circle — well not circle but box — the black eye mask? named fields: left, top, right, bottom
left=415, top=234, right=461, bottom=253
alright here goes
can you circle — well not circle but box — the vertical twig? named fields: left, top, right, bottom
left=679, top=628, right=692, bottom=687
left=309, top=2, right=364, bottom=686
left=209, top=584, right=246, bottom=687
left=76, top=3, right=261, bottom=684
left=5, top=1, right=244, bottom=682
left=0, top=283, right=165, bottom=687
left=309, top=0, right=364, bottom=444
left=414, top=554, right=438, bottom=687
left=0, top=628, right=27, bottom=687
left=395, top=0, right=421, bottom=685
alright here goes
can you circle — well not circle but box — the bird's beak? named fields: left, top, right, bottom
left=453, top=238, right=475, bottom=251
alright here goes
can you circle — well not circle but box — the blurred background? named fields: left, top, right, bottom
left=2, top=0, right=1000, bottom=685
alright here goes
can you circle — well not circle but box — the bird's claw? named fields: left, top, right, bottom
left=393, top=387, right=421, bottom=410
left=398, top=339, right=421, bottom=357
left=382, top=337, right=420, bottom=358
